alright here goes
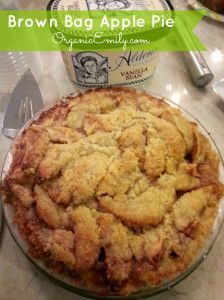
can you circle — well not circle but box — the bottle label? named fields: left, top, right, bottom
left=62, top=50, right=159, bottom=87
left=48, top=0, right=167, bottom=87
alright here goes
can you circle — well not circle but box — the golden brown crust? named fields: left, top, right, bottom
left=70, top=206, right=100, bottom=270
left=99, top=186, right=175, bottom=228
left=35, top=185, right=70, bottom=230
left=1, top=87, right=223, bottom=296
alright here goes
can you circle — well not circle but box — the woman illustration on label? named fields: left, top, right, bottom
left=73, top=52, right=108, bottom=85
left=87, top=0, right=131, bottom=10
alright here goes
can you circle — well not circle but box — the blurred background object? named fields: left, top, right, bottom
left=201, top=0, right=224, bottom=14
left=0, top=0, right=43, bottom=94
left=0, top=0, right=45, bottom=9
left=0, top=0, right=15, bottom=9
left=14, top=0, right=47, bottom=9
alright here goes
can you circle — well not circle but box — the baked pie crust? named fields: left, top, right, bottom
left=1, top=88, right=223, bottom=296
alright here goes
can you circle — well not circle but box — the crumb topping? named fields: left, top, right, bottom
left=2, top=87, right=223, bottom=296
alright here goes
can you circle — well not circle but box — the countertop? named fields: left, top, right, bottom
left=0, top=1, right=224, bottom=299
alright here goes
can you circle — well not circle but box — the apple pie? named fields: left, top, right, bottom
left=1, top=88, right=223, bottom=296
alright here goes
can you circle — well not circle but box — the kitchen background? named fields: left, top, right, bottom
left=0, top=0, right=224, bottom=299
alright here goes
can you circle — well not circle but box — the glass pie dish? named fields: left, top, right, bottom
left=1, top=89, right=224, bottom=299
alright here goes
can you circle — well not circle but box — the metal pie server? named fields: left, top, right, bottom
left=1, top=69, right=44, bottom=236
left=2, top=69, right=44, bottom=139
